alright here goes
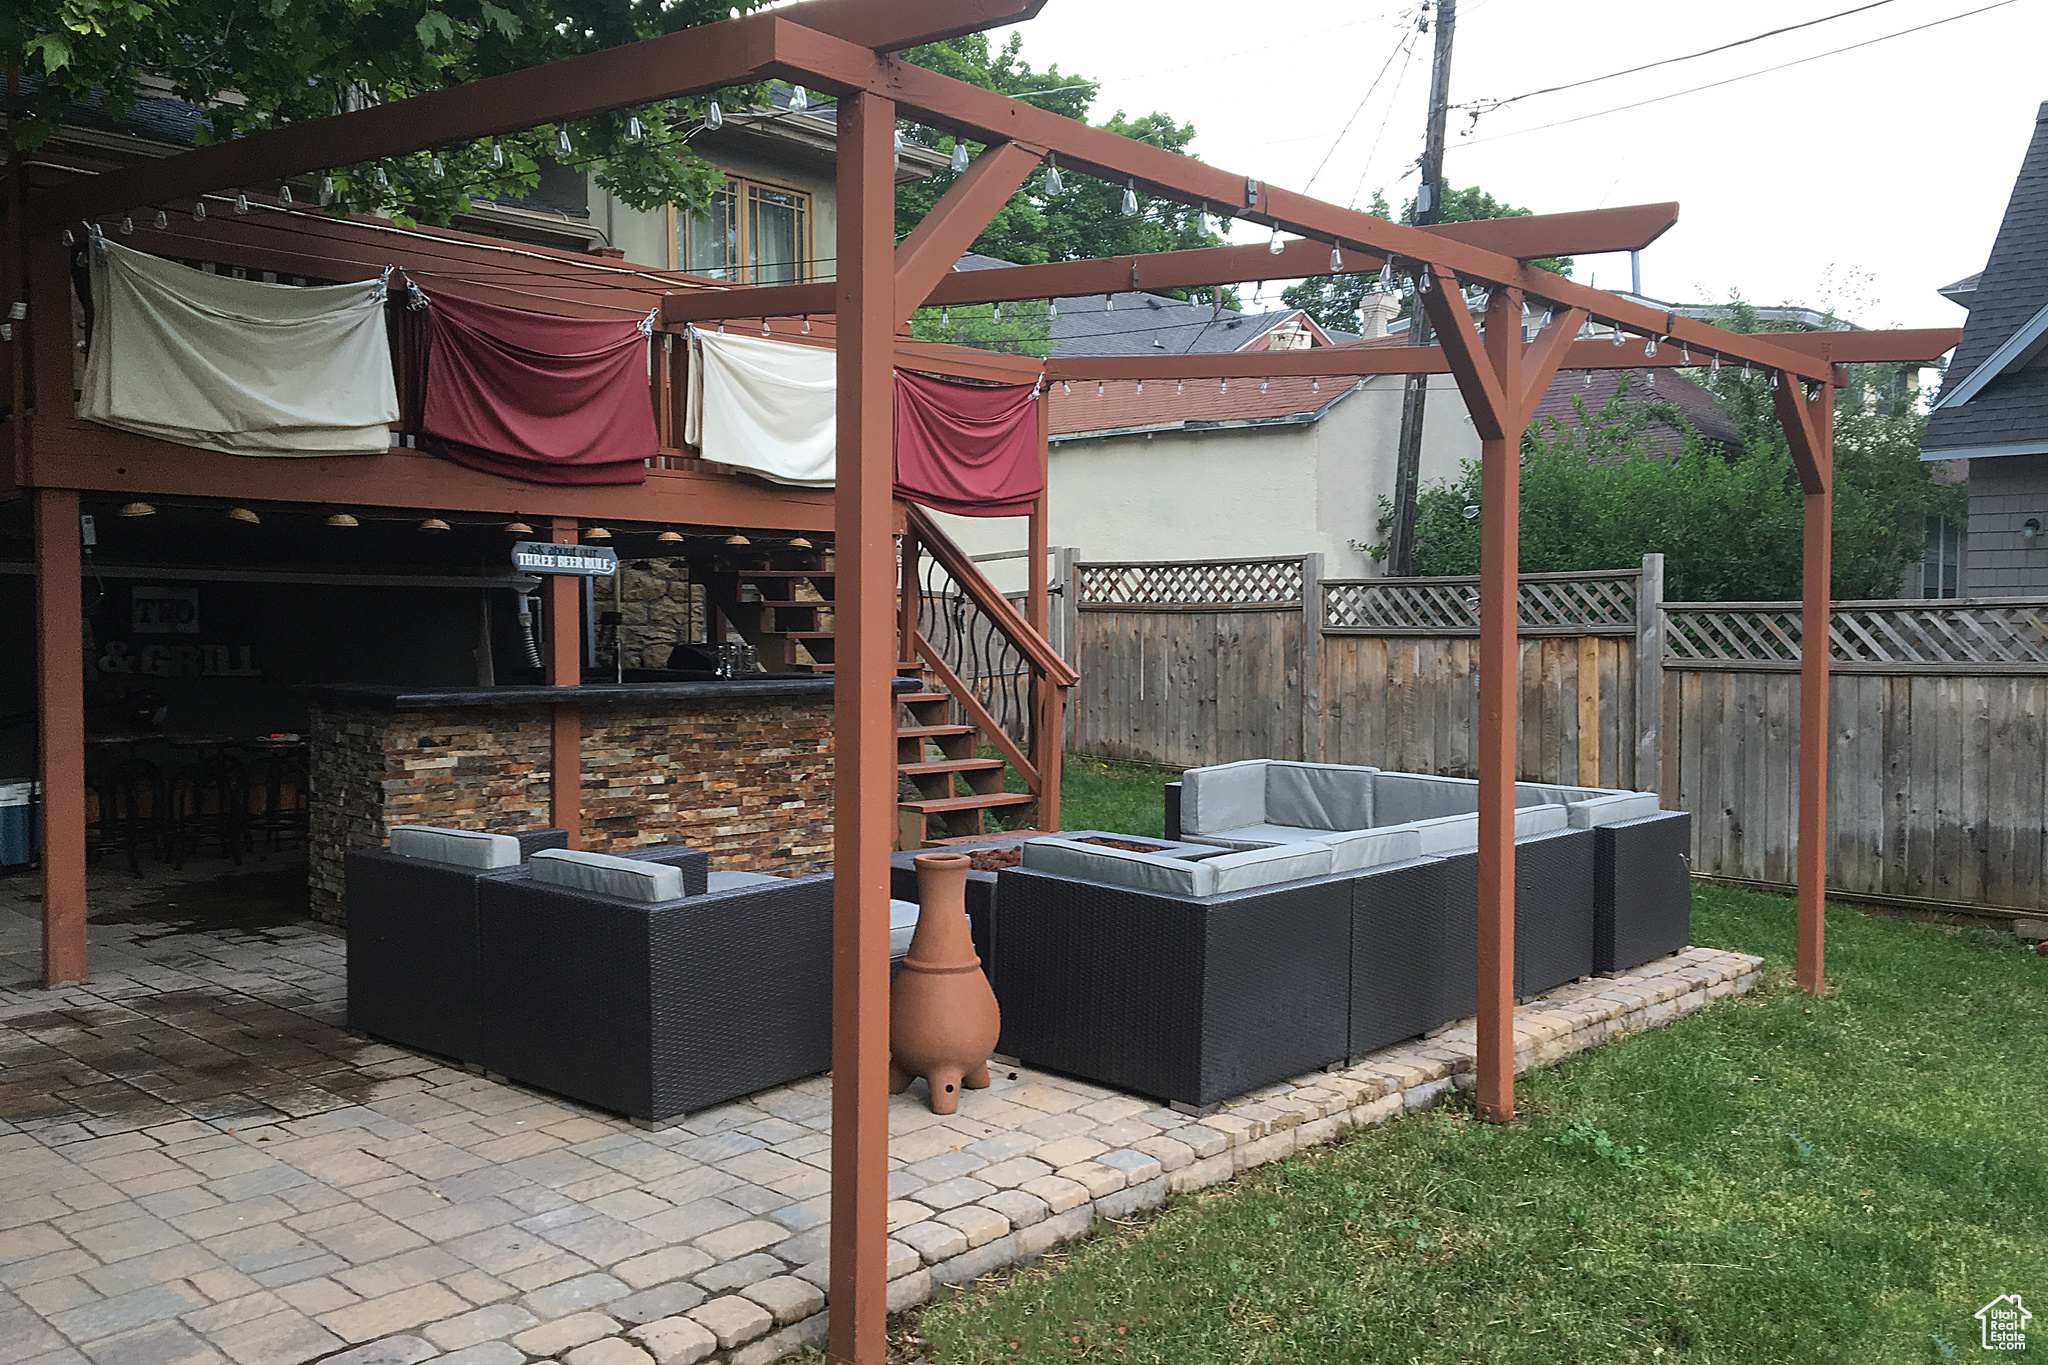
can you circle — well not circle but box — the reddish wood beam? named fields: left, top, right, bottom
left=1774, top=373, right=1831, bottom=496
left=35, top=486, right=89, bottom=988
left=663, top=283, right=840, bottom=327
left=780, top=39, right=1840, bottom=383
left=1792, top=385, right=1835, bottom=996
left=1420, top=271, right=1510, bottom=441
left=894, top=140, right=1044, bottom=327
left=827, top=88, right=896, bottom=1365
left=30, top=0, right=1048, bottom=230
left=1514, top=306, right=1589, bottom=420
left=544, top=518, right=582, bottom=847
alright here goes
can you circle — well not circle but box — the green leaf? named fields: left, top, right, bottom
left=25, top=31, right=74, bottom=72
left=415, top=10, right=455, bottom=50
left=478, top=2, right=522, bottom=38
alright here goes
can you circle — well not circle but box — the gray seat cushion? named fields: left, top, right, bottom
left=1183, top=822, right=1324, bottom=852
left=389, top=825, right=522, bottom=870
left=1567, top=792, right=1663, bottom=827
left=890, top=899, right=920, bottom=958
left=529, top=848, right=684, bottom=902
left=1203, top=842, right=1335, bottom=893
left=1319, top=825, right=1423, bottom=871
left=707, top=870, right=784, bottom=891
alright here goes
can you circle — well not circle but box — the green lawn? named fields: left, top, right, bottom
left=906, top=755, right=2048, bottom=1364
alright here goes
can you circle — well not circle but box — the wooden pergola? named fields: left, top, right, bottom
left=6, top=1, right=1961, bottom=1359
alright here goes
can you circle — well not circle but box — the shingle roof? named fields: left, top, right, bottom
left=1532, top=368, right=1742, bottom=457
left=1923, top=101, right=2048, bottom=455
left=953, top=252, right=1320, bottom=357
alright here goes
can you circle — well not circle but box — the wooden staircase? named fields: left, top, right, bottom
left=697, top=523, right=1073, bottom=849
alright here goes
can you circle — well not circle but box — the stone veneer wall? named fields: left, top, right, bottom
left=308, top=694, right=833, bottom=922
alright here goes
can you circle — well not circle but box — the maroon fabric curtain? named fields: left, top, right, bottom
left=892, top=371, right=1043, bottom=517
left=417, top=291, right=655, bottom=485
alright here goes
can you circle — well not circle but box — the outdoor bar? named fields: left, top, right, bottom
left=3, top=2, right=1966, bottom=1360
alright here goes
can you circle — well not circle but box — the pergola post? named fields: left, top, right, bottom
left=1775, top=377, right=1836, bottom=993
left=1028, top=385, right=1059, bottom=830
left=34, top=486, right=90, bottom=988
left=827, top=88, right=897, bottom=1365
left=1421, top=280, right=1586, bottom=1121
left=545, top=517, right=582, bottom=846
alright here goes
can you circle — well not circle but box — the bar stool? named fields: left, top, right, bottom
left=86, top=754, right=169, bottom=875
left=166, top=746, right=250, bottom=869
left=239, top=739, right=309, bottom=852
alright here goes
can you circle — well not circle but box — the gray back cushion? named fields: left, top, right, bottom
left=1022, top=837, right=1215, bottom=897
left=1320, top=825, right=1423, bottom=872
left=1205, top=842, right=1335, bottom=893
left=1516, top=782, right=1609, bottom=807
left=1518, top=804, right=1570, bottom=836
left=530, top=848, right=684, bottom=902
left=1263, top=762, right=1374, bottom=831
left=1371, top=773, right=1481, bottom=824
left=1180, top=760, right=1269, bottom=835
left=1410, top=812, right=1481, bottom=854
left=389, top=825, right=521, bottom=870
left=706, top=870, right=783, bottom=891
left=1567, top=792, right=1662, bottom=828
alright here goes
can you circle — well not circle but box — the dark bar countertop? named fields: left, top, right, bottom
left=304, top=678, right=911, bottom=710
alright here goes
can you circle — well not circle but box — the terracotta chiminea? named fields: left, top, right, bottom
left=890, top=851, right=1001, bottom=1115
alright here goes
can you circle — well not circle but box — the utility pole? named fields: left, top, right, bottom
left=1385, top=0, right=1456, bottom=577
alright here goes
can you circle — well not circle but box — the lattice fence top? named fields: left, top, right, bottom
left=1077, top=558, right=1307, bottom=610
left=1664, top=599, right=2048, bottom=671
left=1321, top=571, right=1639, bottom=636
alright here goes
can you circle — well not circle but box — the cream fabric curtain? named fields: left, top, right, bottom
left=79, top=239, right=399, bottom=456
left=684, top=327, right=835, bottom=486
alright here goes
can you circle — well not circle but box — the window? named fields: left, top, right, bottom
left=679, top=177, right=811, bottom=283
left=1921, top=514, right=1961, bottom=598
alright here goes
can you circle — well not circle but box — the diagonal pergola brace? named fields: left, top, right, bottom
left=893, top=140, right=1044, bottom=327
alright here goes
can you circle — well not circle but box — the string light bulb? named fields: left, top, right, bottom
left=893, top=128, right=904, bottom=168
left=120, top=215, right=134, bottom=235
left=233, top=192, right=249, bottom=214
left=1105, top=294, right=1114, bottom=312
left=1045, top=155, right=1063, bottom=196
left=1418, top=266, right=1431, bottom=292
left=1176, top=380, right=1184, bottom=395
left=278, top=184, right=292, bottom=206
left=1136, top=380, right=1143, bottom=394
left=706, top=99, right=724, bottom=131
left=1645, top=335, right=1658, bottom=358
left=624, top=114, right=644, bottom=145
left=801, top=315, right=812, bottom=333
left=1220, top=378, right=1228, bottom=394
left=583, top=526, right=612, bottom=541
left=555, top=126, right=572, bottom=157
left=761, top=317, right=771, bottom=335
left=504, top=519, right=534, bottom=535
left=154, top=209, right=169, bottom=230
left=1312, top=378, right=1320, bottom=393
left=1769, top=371, right=1780, bottom=391
left=1540, top=308, right=1554, bottom=328
left=119, top=502, right=156, bottom=518
left=1710, top=355, right=1721, bottom=377
left=325, top=512, right=359, bottom=528
left=321, top=174, right=335, bottom=201
left=1122, top=179, right=1140, bottom=217
left=1330, top=245, right=1343, bottom=272
left=226, top=507, right=260, bottom=525
left=787, top=85, right=809, bottom=113
left=656, top=529, right=685, bottom=543
left=428, top=154, right=443, bottom=180
left=489, top=142, right=506, bottom=170
left=191, top=200, right=206, bottom=221
left=993, top=302, right=1003, bottom=322
left=1679, top=343, right=1691, bottom=364
left=419, top=518, right=451, bottom=533
left=789, top=536, right=814, bottom=550
left=1097, top=381, right=1104, bottom=396
left=1062, top=381, right=1071, bottom=395
left=1196, top=203, right=1211, bottom=236
left=725, top=532, right=752, bottom=546
left=1268, top=230, right=1283, bottom=256
left=1377, top=260, right=1394, bottom=290
left=372, top=165, right=389, bottom=190
left=951, top=141, right=970, bottom=173
left=1611, top=325, right=1625, bottom=347
left=1260, top=377, right=1269, bottom=394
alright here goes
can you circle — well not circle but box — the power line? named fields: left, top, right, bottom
left=1447, top=0, right=2024, bottom=153
left=1304, top=19, right=1423, bottom=194
left=1453, top=0, right=1908, bottom=122
left=1351, top=34, right=1425, bottom=208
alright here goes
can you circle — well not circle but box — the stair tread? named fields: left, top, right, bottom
left=899, top=791, right=1035, bottom=814
left=737, top=570, right=835, bottom=579
left=898, top=692, right=953, bottom=704
left=811, top=661, right=922, bottom=674
left=782, top=631, right=837, bottom=642
left=898, top=724, right=978, bottom=739
left=898, top=758, right=1007, bottom=776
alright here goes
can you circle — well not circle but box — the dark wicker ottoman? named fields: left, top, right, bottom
left=991, top=865, right=1353, bottom=1109
left=345, top=828, right=570, bottom=1064
left=1593, top=810, right=1692, bottom=972
left=476, top=866, right=830, bottom=1123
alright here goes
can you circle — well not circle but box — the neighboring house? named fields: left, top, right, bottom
left=1922, top=100, right=2048, bottom=596
left=13, top=79, right=947, bottom=281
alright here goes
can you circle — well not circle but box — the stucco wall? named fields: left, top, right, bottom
left=932, top=373, right=1482, bottom=591
left=1964, top=454, right=2048, bottom=595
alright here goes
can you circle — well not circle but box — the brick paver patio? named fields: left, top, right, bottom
left=1, top=858, right=1761, bottom=1365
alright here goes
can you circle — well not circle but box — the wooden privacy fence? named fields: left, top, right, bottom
left=1071, top=553, right=2048, bottom=917
left=1663, top=598, right=2048, bottom=917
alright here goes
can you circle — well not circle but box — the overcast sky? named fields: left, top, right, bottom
left=985, top=0, right=2044, bottom=331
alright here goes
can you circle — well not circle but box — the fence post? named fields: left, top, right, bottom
left=1300, top=554, right=1323, bottom=762
left=1053, top=546, right=1079, bottom=663
left=1635, top=552, right=1665, bottom=795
